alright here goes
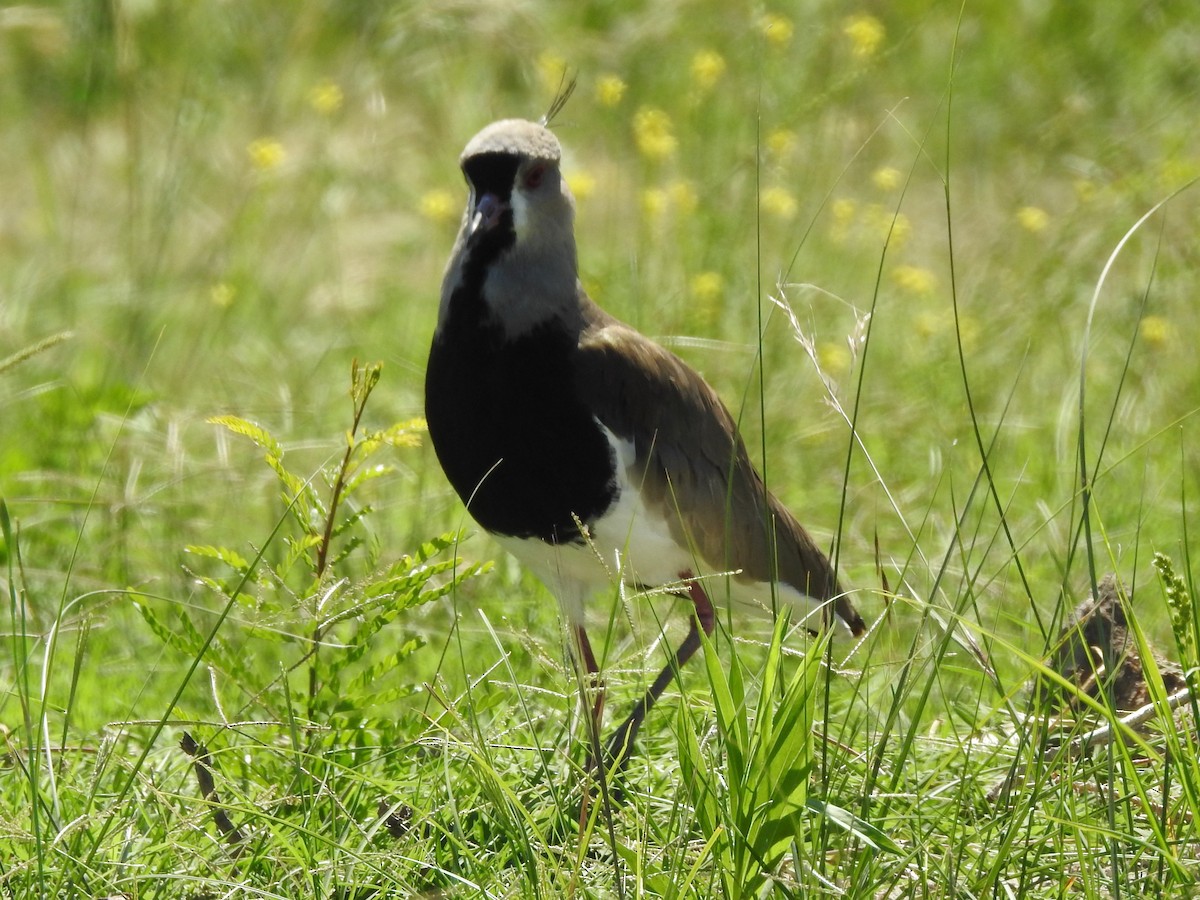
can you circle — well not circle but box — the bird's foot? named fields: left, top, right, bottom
left=579, top=714, right=641, bottom=814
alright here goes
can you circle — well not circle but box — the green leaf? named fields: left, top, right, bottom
left=684, top=615, right=834, bottom=895
left=676, top=703, right=727, bottom=872
left=135, top=601, right=187, bottom=654
left=808, top=798, right=903, bottom=854
left=350, top=359, right=383, bottom=407
left=207, top=414, right=283, bottom=459
left=185, top=544, right=251, bottom=573
left=701, top=625, right=745, bottom=766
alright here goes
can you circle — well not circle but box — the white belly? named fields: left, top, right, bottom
left=494, top=483, right=692, bottom=619
left=491, top=425, right=826, bottom=631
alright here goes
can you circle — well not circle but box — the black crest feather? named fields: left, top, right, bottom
left=541, top=74, right=577, bottom=127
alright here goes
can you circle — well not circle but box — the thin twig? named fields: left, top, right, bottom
left=987, top=687, right=1194, bottom=802
left=1047, top=686, right=1193, bottom=754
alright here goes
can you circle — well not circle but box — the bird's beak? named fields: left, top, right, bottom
left=467, top=192, right=509, bottom=236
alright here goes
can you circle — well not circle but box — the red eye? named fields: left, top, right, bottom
left=524, top=164, right=546, bottom=190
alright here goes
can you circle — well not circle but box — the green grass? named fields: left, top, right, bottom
left=3, top=1, right=1200, bottom=896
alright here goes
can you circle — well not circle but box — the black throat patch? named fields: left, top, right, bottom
left=425, top=298, right=617, bottom=544
left=456, top=152, right=520, bottom=293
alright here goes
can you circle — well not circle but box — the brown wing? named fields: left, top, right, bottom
left=575, top=319, right=864, bottom=635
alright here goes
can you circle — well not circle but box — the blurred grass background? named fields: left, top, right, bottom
left=5, top=0, right=1196, bottom=692
left=1, top=1, right=1198, bottom=893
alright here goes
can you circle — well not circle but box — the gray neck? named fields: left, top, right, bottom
left=438, top=226, right=583, bottom=340
left=480, top=233, right=581, bottom=338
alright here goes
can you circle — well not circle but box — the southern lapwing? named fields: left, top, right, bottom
left=425, top=117, right=865, bottom=775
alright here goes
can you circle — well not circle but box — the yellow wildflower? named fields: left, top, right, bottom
left=596, top=74, right=627, bottom=108
left=690, top=271, right=724, bottom=328
left=832, top=198, right=856, bottom=225
left=308, top=80, right=343, bottom=116
left=1073, top=178, right=1097, bottom=203
left=633, top=106, right=678, bottom=161
left=865, top=204, right=911, bottom=246
left=419, top=189, right=459, bottom=226
left=1017, top=205, right=1049, bottom=233
left=760, top=13, right=794, bottom=47
left=761, top=186, right=798, bottom=220
left=641, top=188, right=668, bottom=219
left=641, top=182, right=697, bottom=219
left=767, top=128, right=798, bottom=159
left=915, top=311, right=978, bottom=348
left=891, top=265, right=937, bottom=296
left=1158, top=155, right=1200, bottom=189
left=535, top=51, right=568, bottom=93
left=247, top=138, right=285, bottom=172
left=1139, top=315, right=1172, bottom=348
left=844, top=13, right=885, bottom=59
left=872, top=166, right=901, bottom=191
left=830, top=197, right=856, bottom=242
left=817, top=341, right=851, bottom=376
left=690, top=50, right=727, bottom=91
left=690, top=271, right=724, bottom=303
left=566, top=171, right=596, bottom=201
left=210, top=282, right=235, bottom=308
left=668, top=180, right=698, bottom=214
left=915, top=311, right=942, bottom=338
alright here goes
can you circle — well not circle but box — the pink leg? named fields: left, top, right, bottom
left=604, top=572, right=715, bottom=772
left=575, top=626, right=607, bottom=765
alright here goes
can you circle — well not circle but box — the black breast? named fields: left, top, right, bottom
left=425, top=297, right=618, bottom=544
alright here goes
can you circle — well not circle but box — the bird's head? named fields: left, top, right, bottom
left=440, top=119, right=581, bottom=338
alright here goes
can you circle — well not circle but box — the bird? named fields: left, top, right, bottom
left=424, top=116, right=865, bottom=777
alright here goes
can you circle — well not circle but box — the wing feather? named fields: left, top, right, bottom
left=575, top=319, right=863, bottom=634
